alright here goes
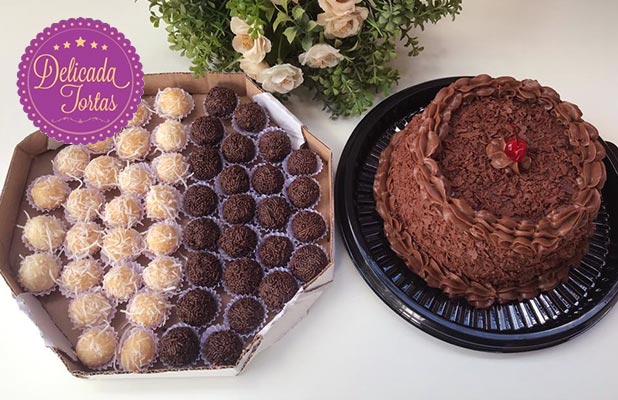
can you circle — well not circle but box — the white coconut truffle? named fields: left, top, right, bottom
left=145, top=222, right=181, bottom=257
left=118, top=163, right=153, bottom=197
left=115, top=127, right=151, bottom=161
left=153, top=153, right=189, bottom=185
left=155, top=87, right=194, bottom=119
left=53, top=145, right=90, bottom=179
left=103, top=195, right=142, bottom=228
left=126, top=291, right=170, bottom=329
left=84, top=156, right=123, bottom=190
left=85, top=137, right=114, bottom=154
left=101, top=228, right=144, bottom=262
left=22, top=215, right=65, bottom=252
left=153, top=120, right=188, bottom=152
left=68, top=290, right=114, bottom=329
left=143, top=256, right=183, bottom=292
left=102, top=263, right=142, bottom=302
left=119, top=328, right=157, bottom=372
left=145, top=185, right=180, bottom=220
left=127, top=100, right=152, bottom=127
left=76, top=326, right=118, bottom=369
left=64, top=221, right=103, bottom=258
left=29, top=175, right=70, bottom=211
left=65, top=188, right=105, bottom=222
left=60, top=259, right=102, bottom=296
left=18, top=253, right=61, bottom=294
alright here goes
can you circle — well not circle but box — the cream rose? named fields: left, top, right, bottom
left=258, top=64, right=304, bottom=94
left=317, top=7, right=369, bottom=39
left=230, top=17, right=250, bottom=35
left=318, top=0, right=361, bottom=16
left=240, top=58, right=269, bottom=80
left=231, top=17, right=271, bottom=63
left=299, top=44, right=343, bottom=68
left=242, top=36, right=272, bottom=63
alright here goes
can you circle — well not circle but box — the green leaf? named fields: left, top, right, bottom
left=301, top=35, right=313, bottom=51
left=292, top=5, right=304, bottom=21
left=273, top=11, right=291, bottom=30
left=283, top=26, right=297, bottom=44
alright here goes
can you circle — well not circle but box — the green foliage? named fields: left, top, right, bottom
left=148, top=0, right=462, bottom=117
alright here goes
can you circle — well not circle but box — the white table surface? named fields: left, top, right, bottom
left=1, top=0, right=617, bottom=398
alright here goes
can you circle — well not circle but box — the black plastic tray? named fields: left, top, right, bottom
left=336, top=77, right=618, bottom=352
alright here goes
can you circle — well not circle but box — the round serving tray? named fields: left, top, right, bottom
left=336, top=77, right=618, bottom=352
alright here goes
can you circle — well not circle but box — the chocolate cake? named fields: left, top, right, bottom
left=186, top=252, right=222, bottom=287
left=374, top=75, right=606, bottom=308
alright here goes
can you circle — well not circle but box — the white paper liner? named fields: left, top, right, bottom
left=287, top=210, right=328, bottom=245
left=116, top=326, right=158, bottom=372
left=231, top=103, right=270, bottom=136
left=76, top=325, right=119, bottom=371
left=289, top=243, right=329, bottom=285
left=17, top=252, right=62, bottom=296
left=152, top=119, right=189, bottom=153
left=259, top=267, right=300, bottom=311
left=63, top=187, right=105, bottom=224
left=68, top=287, right=118, bottom=330
left=26, top=175, right=71, bottom=212
left=255, top=233, right=296, bottom=269
left=126, top=99, right=153, bottom=128
left=188, top=115, right=226, bottom=147
left=118, top=162, right=156, bottom=199
left=199, top=324, right=244, bottom=367
left=221, top=132, right=258, bottom=165
left=255, top=126, right=293, bottom=164
left=183, top=251, right=223, bottom=289
left=100, top=227, right=145, bottom=264
left=176, top=286, right=221, bottom=328
left=154, top=87, right=195, bottom=120
left=63, top=221, right=104, bottom=260
left=158, top=322, right=202, bottom=369
left=124, top=289, right=172, bottom=330
left=102, top=195, right=144, bottom=229
left=143, top=220, right=183, bottom=259
left=58, top=258, right=104, bottom=298
left=182, top=217, right=222, bottom=252
left=215, top=164, right=251, bottom=196
left=114, top=127, right=152, bottom=162
left=223, top=295, right=267, bottom=338
left=181, top=182, right=219, bottom=219
left=203, top=91, right=240, bottom=120
left=52, top=145, right=91, bottom=181
left=283, top=176, right=321, bottom=210
left=144, top=184, right=182, bottom=221
left=83, top=155, right=123, bottom=192
left=282, top=148, right=324, bottom=177
left=19, top=213, right=67, bottom=253
left=143, top=255, right=185, bottom=295
left=249, top=163, right=285, bottom=196
left=219, top=192, right=257, bottom=226
left=102, top=261, right=144, bottom=303
left=221, top=257, right=264, bottom=297
left=151, top=152, right=190, bottom=187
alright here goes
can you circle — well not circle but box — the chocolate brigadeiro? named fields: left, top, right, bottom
left=219, top=225, right=257, bottom=258
left=290, top=244, right=328, bottom=283
left=158, top=326, right=200, bottom=367
left=286, top=176, right=320, bottom=208
left=234, top=102, right=268, bottom=133
left=188, top=147, right=222, bottom=180
left=219, top=165, right=250, bottom=195
left=184, top=218, right=220, bottom=251
left=222, top=194, right=255, bottom=225
left=226, top=297, right=265, bottom=335
left=183, top=184, right=217, bottom=217
left=186, top=252, right=222, bottom=287
left=258, top=129, right=291, bottom=163
left=252, top=164, right=284, bottom=195
left=257, top=197, right=291, bottom=230
left=203, top=329, right=243, bottom=366
left=223, top=258, right=263, bottom=295
left=259, top=270, right=298, bottom=310
left=191, top=116, right=224, bottom=146
left=177, top=288, right=218, bottom=326
left=287, top=148, right=319, bottom=176
left=222, top=133, right=255, bottom=163
left=258, top=235, right=293, bottom=268
left=204, top=86, right=238, bottom=118
left=291, top=210, right=326, bottom=242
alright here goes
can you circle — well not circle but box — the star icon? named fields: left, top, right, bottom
left=90, top=41, right=98, bottom=49
left=101, top=44, right=108, bottom=51
left=63, top=41, right=71, bottom=49
left=75, top=37, right=86, bottom=47
left=53, top=44, right=60, bottom=51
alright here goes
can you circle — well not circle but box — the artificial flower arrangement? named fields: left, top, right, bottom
left=148, top=0, right=462, bottom=117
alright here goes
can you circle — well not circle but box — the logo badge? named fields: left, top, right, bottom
left=17, top=18, right=143, bottom=144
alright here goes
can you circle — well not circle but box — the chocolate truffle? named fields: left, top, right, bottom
left=23, top=215, right=65, bottom=252
left=186, top=252, right=222, bottom=287
left=287, top=148, right=319, bottom=176
left=18, top=253, right=61, bottom=294
left=203, top=329, right=243, bottom=366
left=119, top=328, right=156, bottom=372
left=183, top=184, right=217, bottom=217
left=184, top=218, right=220, bottom=251
left=290, top=244, right=328, bottom=282
left=76, top=326, right=117, bottom=369
left=257, top=197, right=291, bottom=230
left=191, top=116, right=224, bottom=146
left=204, top=86, right=238, bottom=118
left=219, top=225, right=257, bottom=258
left=252, top=164, right=284, bottom=194
left=291, top=211, right=326, bottom=242
left=219, top=165, right=250, bottom=195
left=234, top=102, right=267, bottom=133
left=177, top=288, right=218, bottom=326
left=222, top=133, right=255, bottom=163
left=258, top=129, right=291, bottom=163
left=226, top=297, right=265, bottom=335
left=188, top=147, right=222, bottom=181
left=223, top=258, right=263, bottom=295
left=259, top=270, right=298, bottom=310
left=158, top=326, right=200, bottom=367
left=258, top=235, right=293, bottom=268
left=222, top=194, right=255, bottom=224
left=287, top=176, right=320, bottom=208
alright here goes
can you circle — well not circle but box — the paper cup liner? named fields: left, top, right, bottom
left=67, top=287, right=118, bottom=330
left=182, top=217, right=223, bottom=252
left=199, top=324, right=245, bottom=367
left=19, top=213, right=67, bottom=254
left=52, top=145, right=91, bottom=181
left=144, top=184, right=182, bottom=221
left=116, top=326, right=158, bottom=372
left=223, top=295, right=268, bottom=338
left=203, top=92, right=240, bottom=120
left=214, top=164, right=251, bottom=196
left=143, top=220, right=183, bottom=259
left=154, top=87, right=195, bottom=120
left=231, top=104, right=270, bottom=137
left=142, top=255, right=185, bottom=295
left=101, top=195, right=145, bottom=230
left=102, top=261, right=144, bottom=303
left=218, top=192, right=258, bottom=226
left=117, top=162, right=156, bottom=199
left=181, top=182, right=219, bottom=219
left=220, top=257, right=264, bottom=297
left=282, top=149, right=324, bottom=178
left=76, top=325, right=119, bottom=371
left=126, top=99, right=154, bottom=128
left=176, top=286, right=222, bottom=328
left=283, top=176, right=322, bottom=211
left=287, top=210, right=328, bottom=246
left=26, top=175, right=71, bottom=212
left=124, top=289, right=172, bottom=330
left=63, top=187, right=106, bottom=225
left=63, top=221, right=105, bottom=260
left=152, top=120, right=190, bottom=153
left=182, top=251, right=223, bottom=290
left=158, top=322, right=202, bottom=369
left=113, top=127, right=153, bottom=162
left=255, top=233, right=296, bottom=270
left=57, top=257, right=105, bottom=298
left=151, top=152, right=190, bottom=187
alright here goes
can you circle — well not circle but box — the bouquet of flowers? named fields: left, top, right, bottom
left=148, top=0, right=462, bottom=117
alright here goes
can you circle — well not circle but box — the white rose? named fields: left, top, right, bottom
left=240, top=58, right=269, bottom=80
left=230, top=17, right=250, bottom=35
left=258, top=64, right=304, bottom=94
left=298, top=44, right=343, bottom=68
left=318, top=0, right=361, bottom=16
left=242, top=35, right=272, bottom=63
left=317, top=7, right=369, bottom=39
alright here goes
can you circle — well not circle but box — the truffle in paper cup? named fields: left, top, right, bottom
left=154, top=87, right=195, bottom=120
left=126, top=99, right=153, bottom=128
left=118, top=162, right=155, bottom=198
left=284, top=176, right=321, bottom=210
left=200, top=324, right=244, bottom=367
left=258, top=267, right=300, bottom=312
left=85, top=137, right=115, bottom=155
left=224, top=295, right=267, bottom=338
left=144, top=220, right=183, bottom=258
left=176, top=286, right=221, bottom=328
left=220, top=132, right=257, bottom=165
left=219, top=193, right=257, bottom=226
left=102, top=195, right=144, bottom=229
left=114, top=127, right=152, bottom=161
left=58, top=258, right=104, bottom=298
left=151, top=152, right=190, bottom=187
left=64, top=221, right=104, bottom=260
left=283, top=148, right=323, bottom=177
left=289, top=243, right=329, bottom=284
left=183, top=217, right=221, bottom=252
left=100, top=227, right=144, bottom=264
left=64, top=187, right=105, bottom=224
left=190, top=115, right=225, bottom=147
left=144, top=184, right=182, bottom=221
left=117, top=327, right=158, bottom=372
left=83, top=155, right=123, bottom=191
left=20, top=214, right=66, bottom=253
left=26, top=175, right=70, bottom=212
left=184, top=251, right=223, bottom=289
left=257, top=127, right=292, bottom=164
left=52, top=144, right=90, bottom=180
left=203, top=86, right=239, bottom=119
left=181, top=182, right=218, bottom=218
left=125, top=289, right=172, bottom=329
left=256, top=233, right=295, bottom=269
left=102, top=261, right=143, bottom=303
left=68, top=288, right=117, bottom=329
left=152, top=119, right=189, bottom=153
left=158, top=323, right=201, bottom=368
left=216, top=164, right=250, bottom=196
left=232, top=102, right=270, bottom=136
left=288, top=210, right=328, bottom=244
left=221, top=257, right=263, bottom=296
left=17, top=252, right=62, bottom=296
left=142, top=255, right=184, bottom=294
left=76, top=325, right=119, bottom=371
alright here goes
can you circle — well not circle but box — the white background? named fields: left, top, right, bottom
left=1, top=0, right=617, bottom=399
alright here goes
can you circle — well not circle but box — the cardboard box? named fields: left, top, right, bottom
left=0, top=73, right=334, bottom=378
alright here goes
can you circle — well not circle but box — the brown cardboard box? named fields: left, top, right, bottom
left=0, top=73, right=334, bottom=378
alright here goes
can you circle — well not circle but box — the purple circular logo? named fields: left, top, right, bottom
left=17, top=18, right=144, bottom=144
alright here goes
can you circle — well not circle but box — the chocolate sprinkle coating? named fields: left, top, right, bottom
left=252, top=164, right=284, bottom=194
left=219, top=165, right=250, bottom=195
left=287, top=148, right=319, bottom=176
left=258, top=235, right=293, bottom=268
left=287, top=176, right=320, bottom=209
left=259, top=270, right=298, bottom=310
left=191, top=116, right=224, bottom=146
left=204, top=86, right=238, bottom=118
left=203, top=330, right=243, bottom=366
left=234, top=102, right=268, bottom=133
left=222, top=194, right=255, bottom=224
left=223, top=258, right=263, bottom=295
left=219, top=225, right=257, bottom=258
left=258, top=129, right=291, bottom=163
left=291, top=210, right=326, bottom=242
left=226, top=297, right=265, bottom=335
left=222, top=133, right=255, bottom=163
left=159, top=326, right=200, bottom=367
left=186, top=252, right=222, bottom=287
left=183, top=184, right=217, bottom=217
left=184, top=218, right=220, bottom=251
left=290, top=244, right=328, bottom=283
left=257, top=197, right=291, bottom=230
left=177, top=288, right=218, bottom=326
left=188, top=147, right=222, bottom=180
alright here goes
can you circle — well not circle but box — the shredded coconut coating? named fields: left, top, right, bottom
left=65, top=188, right=105, bottom=222
left=153, top=153, right=189, bottom=185
left=68, top=291, right=113, bottom=329
left=18, top=253, right=61, bottom=293
left=115, top=127, right=151, bottom=161
left=53, top=145, right=90, bottom=179
left=155, top=87, right=193, bottom=118
left=101, top=228, right=144, bottom=262
left=60, top=259, right=102, bottom=296
left=143, top=256, right=183, bottom=292
left=145, top=222, right=181, bottom=256
left=76, top=326, right=117, bottom=369
left=86, top=137, right=114, bottom=154
left=84, top=156, right=122, bottom=190
left=103, top=195, right=142, bottom=228
left=30, top=175, right=70, bottom=210
left=119, top=328, right=156, bottom=372
left=153, top=120, right=187, bottom=152
left=65, top=221, right=103, bottom=258
left=127, top=100, right=152, bottom=127
left=103, top=263, right=142, bottom=301
left=126, top=291, right=170, bottom=328
left=145, top=185, right=180, bottom=220
left=118, top=163, right=153, bottom=197
left=22, top=215, right=65, bottom=252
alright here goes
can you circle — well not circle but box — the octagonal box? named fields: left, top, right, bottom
left=0, top=73, right=334, bottom=378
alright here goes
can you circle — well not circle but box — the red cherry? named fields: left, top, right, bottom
left=504, top=137, right=527, bottom=163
